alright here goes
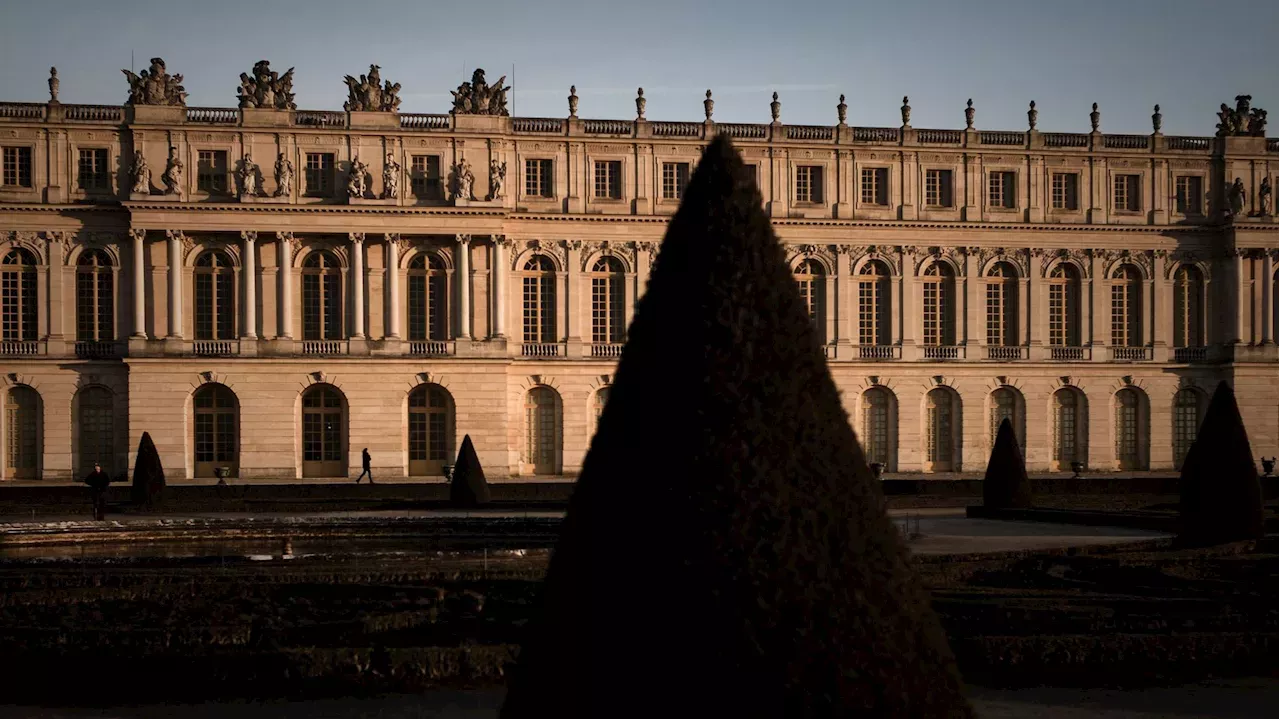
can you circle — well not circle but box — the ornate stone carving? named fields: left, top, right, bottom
left=636, top=241, right=658, bottom=254
left=1258, top=176, right=1273, bottom=217
left=1227, top=177, right=1247, bottom=217
left=1027, top=101, right=1037, bottom=130
left=636, top=88, right=646, bottom=121
left=770, top=92, right=780, bottom=122
left=493, top=235, right=512, bottom=248
left=241, top=230, right=258, bottom=243
left=346, top=157, right=369, bottom=199
left=274, top=154, right=294, bottom=197
left=488, top=158, right=506, bottom=201
left=128, top=228, right=146, bottom=243
left=123, top=58, right=187, bottom=106
left=161, top=146, right=183, bottom=195
left=381, top=152, right=401, bottom=200
left=977, top=247, right=1030, bottom=276
left=563, top=239, right=583, bottom=252
left=1089, top=102, right=1100, bottom=132
left=567, top=86, right=578, bottom=117
left=449, top=69, right=509, bottom=116
left=237, top=154, right=260, bottom=198
left=1151, top=104, right=1162, bottom=133
left=275, top=231, right=294, bottom=247
left=703, top=90, right=714, bottom=121
left=964, top=98, right=974, bottom=129
left=837, top=94, right=847, bottom=125
left=1216, top=95, right=1268, bottom=137
left=456, top=234, right=471, bottom=246
left=342, top=65, right=401, bottom=113
left=451, top=158, right=475, bottom=201
left=237, top=60, right=296, bottom=110
left=129, top=150, right=151, bottom=194
left=848, top=245, right=903, bottom=275
left=48, top=67, right=59, bottom=104
left=349, top=232, right=365, bottom=244
left=1039, top=248, right=1092, bottom=278
left=900, top=96, right=911, bottom=127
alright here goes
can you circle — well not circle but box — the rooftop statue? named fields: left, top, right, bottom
left=237, top=60, right=297, bottom=110
left=122, top=57, right=188, bottom=106
left=450, top=68, right=510, bottom=116
left=1216, top=95, right=1268, bottom=137
left=342, top=64, right=401, bottom=112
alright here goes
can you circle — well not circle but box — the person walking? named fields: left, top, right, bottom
left=355, top=448, right=374, bottom=484
left=83, top=462, right=111, bottom=520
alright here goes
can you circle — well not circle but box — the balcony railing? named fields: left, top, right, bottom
left=409, top=340, right=453, bottom=356
left=1049, top=346, right=1086, bottom=361
left=718, top=123, right=767, bottom=139
left=512, top=117, right=564, bottom=133
left=400, top=113, right=449, bottom=130
left=980, top=131, right=1023, bottom=146
left=1043, top=133, right=1088, bottom=148
left=193, top=340, right=235, bottom=356
left=0, top=340, right=39, bottom=356
left=986, top=345, right=1027, bottom=361
left=922, top=345, right=962, bottom=360
left=786, top=125, right=834, bottom=141
left=853, top=127, right=899, bottom=143
left=916, top=129, right=962, bottom=144
left=64, top=104, right=124, bottom=122
left=0, top=102, right=45, bottom=119
left=1168, top=136, right=1211, bottom=151
left=583, top=119, right=631, bottom=135
left=75, top=341, right=119, bottom=359
left=1173, top=346, right=1208, bottom=362
left=294, top=110, right=344, bottom=127
left=1103, top=134, right=1149, bottom=149
left=1110, top=346, right=1152, bottom=361
left=858, top=344, right=900, bottom=360
left=522, top=342, right=563, bottom=357
left=302, top=340, right=344, bottom=355
left=186, top=107, right=238, bottom=124
left=589, top=343, right=624, bottom=358
left=651, top=121, right=701, bottom=138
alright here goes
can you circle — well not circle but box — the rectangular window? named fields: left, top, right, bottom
left=304, top=153, right=334, bottom=197
left=525, top=159, right=553, bottom=198
left=860, top=167, right=888, bottom=205
left=1175, top=176, right=1203, bottom=215
left=1048, top=282, right=1079, bottom=346
left=988, top=171, right=1016, bottom=209
left=410, top=155, right=443, bottom=200
left=2, top=146, right=33, bottom=188
left=795, top=165, right=823, bottom=203
left=661, top=162, right=691, bottom=200
left=1113, top=174, right=1141, bottom=212
left=593, top=160, right=622, bottom=200
left=924, top=169, right=953, bottom=208
left=197, top=150, right=229, bottom=194
left=77, top=149, right=111, bottom=192
left=1051, top=173, right=1079, bottom=210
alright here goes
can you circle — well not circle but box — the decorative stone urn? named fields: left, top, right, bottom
left=869, top=462, right=885, bottom=480
left=1261, top=457, right=1276, bottom=478
left=1070, top=461, right=1085, bottom=479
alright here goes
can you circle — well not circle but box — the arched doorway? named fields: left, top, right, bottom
left=4, top=385, right=40, bottom=479
left=1052, top=388, right=1088, bottom=472
left=76, top=386, right=114, bottom=477
left=861, top=386, right=897, bottom=471
left=989, top=387, right=1025, bottom=455
left=925, top=388, right=959, bottom=473
left=301, top=384, right=346, bottom=477
left=1114, top=387, right=1148, bottom=471
left=524, top=386, right=560, bottom=475
left=408, top=384, right=453, bottom=476
left=194, top=384, right=239, bottom=478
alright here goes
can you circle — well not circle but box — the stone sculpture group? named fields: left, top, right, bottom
left=342, top=64, right=402, bottom=113
left=122, top=57, right=188, bottom=106
left=450, top=69, right=510, bottom=116
left=237, top=60, right=297, bottom=110
left=1217, top=95, right=1269, bottom=137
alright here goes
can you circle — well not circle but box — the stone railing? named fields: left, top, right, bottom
left=922, top=345, right=962, bottom=360
left=409, top=340, right=453, bottom=356
left=1043, top=133, right=1088, bottom=148
left=786, top=125, right=834, bottom=141
left=302, top=340, right=344, bottom=355
left=583, top=119, right=631, bottom=135
left=1168, top=136, right=1212, bottom=151
left=916, top=129, right=962, bottom=144
left=0, top=340, right=39, bottom=356
left=75, top=341, right=120, bottom=359
left=1049, top=346, right=1086, bottom=361
left=186, top=107, right=238, bottom=124
left=980, top=131, right=1023, bottom=146
left=1172, top=346, right=1208, bottom=362
left=651, top=121, right=701, bottom=138
left=193, top=340, right=235, bottom=356
left=513, top=117, right=564, bottom=133
left=858, top=344, right=900, bottom=360
left=718, top=123, right=767, bottom=139
left=0, top=103, right=45, bottom=120
left=853, top=127, right=899, bottom=143
left=986, top=345, right=1027, bottom=360
left=295, top=110, right=344, bottom=127
left=1110, top=346, right=1152, bottom=361
left=400, top=114, right=450, bottom=130
left=521, top=342, right=562, bottom=357
left=1103, top=134, right=1149, bottom=149
left=589, top=343, right=624, bottom=358
left=64, top=104, right=124, bottom=122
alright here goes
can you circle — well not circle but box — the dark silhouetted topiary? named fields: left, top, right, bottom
left=501, top=135, right=973, bottom=718
left=449, top=434, right=491, bottom=507
left=130, top=431, right=165, bottom=508
left=1178, top=381, right=1264, bottom=547
left=983, top=418, right=1032, bottom=509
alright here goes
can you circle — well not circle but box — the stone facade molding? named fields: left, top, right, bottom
left=1, top=231, right=48, bottom=265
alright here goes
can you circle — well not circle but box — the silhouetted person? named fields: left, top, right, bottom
left=83, top=462, right=111, bottom=520
left=355, top=448, right=373, bottom=484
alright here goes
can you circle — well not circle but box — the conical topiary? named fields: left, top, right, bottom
left=501, top=135, right=973, bottom=717
left=449, top=434, right=491, bottom=507
left=130, top=431, right=165, bottom=508
left=983, top=418, right=1032, bottom=509
left=1178, top=381, right=1264, bottom=547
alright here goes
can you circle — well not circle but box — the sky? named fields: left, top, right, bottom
left=0, top=0, right=1276, bottom=137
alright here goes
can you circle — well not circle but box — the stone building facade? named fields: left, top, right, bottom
left=0, top=63, right=1276, bottom=481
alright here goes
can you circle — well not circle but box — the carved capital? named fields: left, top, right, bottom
left=901, top=244, right=923, bottom=256
left=833, top=244, right=854, bottom=255
left=563, top=239, right=583, bottom=251
left=165, top=229, right=186, bottom=243
left=275, top=231, right=294, bottom=245
left=240, top=230, right=258, bottom=243
left=128, top=228, right=146, bottom=243
left=349, top=232, right=365, bottom=244
left=457, top=233, right=471, bottom=246
left=492, top=234, right=511, bottom=247
left=636, top=241, right=658, bottom=253
left=385, top=232, right=401, bottom=245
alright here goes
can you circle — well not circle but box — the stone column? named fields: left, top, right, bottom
left=899, top=249, right=917, bottom=358
left=1089, top=250, right=1108, bottom=360
left=456, top=234, right=471, bottom=339
left=835, top=246, right=852, bottom=352
left=964, top=248, right=981, bottom=350
left=276, top=232, right=293, bottom=338
left=1263, top=250, right=1275, bottom=344
left=1232, top=249, right=1246, bottom=345
left=491, top=236, right=508, bottom=339
left=566, top=240, right=583, bottom=344
left=131, top=229, right=147, bottom=338
left=45, top=232, right=65, bottom=340
left=1028, top=252, right=1046, bottom=354
left=165, top=230, right=184, bottom=339
left=240, top=231, right=257, bottom=339
left=385, top=234, right=401, bottom=339
left=1150, top=251, right=1166, bottom=357
left=350, top=232, right=365, bottom=339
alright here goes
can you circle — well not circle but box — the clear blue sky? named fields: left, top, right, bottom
left=1, top=0, right=1275, bottom=136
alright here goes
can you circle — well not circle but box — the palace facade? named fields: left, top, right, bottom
left=0, top=62, right=1276, bottom=482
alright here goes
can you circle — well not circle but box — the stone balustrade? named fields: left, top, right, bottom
left=409, top=340, right=454, bottom=356
left=186, top=107, right=238, bottom=124
left=400, top=113, right=450, bottom=130
left=651, top=121, right=701, bottom=137
left=1111, top=346, right=1153, bottom=361
left=582, top=119, right=631, bottom=135
left=589, top=343, right=624, bottom=358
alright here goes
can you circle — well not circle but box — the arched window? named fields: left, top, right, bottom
left=794, top=259, right=825, bottom=339
left=76, top=249, right=114, bottom=341
left=302, top=251, right=342, bottom=340
left=1052, top=388, right=1087, bottom=471
left=522, top=255, right=557, bottom=344
left=858, top=260, right=890, bottom=346
left=194, top=250, right=236, bottom=340
left=1110, top=265, right=1142, bottom=347
left=76, top=386, right=114, bottom=476
left=301, top=384, right=345, bottom=477
left=592, top=386, right=610, bottom=437
left=1114, top=388, right=1147, bottom=470
left=1, top=248, right=38, bottom=343
left=925, top=388, right=958, bottom=472
left=922, top=262, right=955, bottom=346
left=408, top=384, right=453, bottom=476
left=194, top=384, right=238, bottom=478
left=985, top=262, right=1018, bottom=346
left=4, top=385, right=40, bottom=479
left=524, top=386, right=560, bottom=475
left=1172, top=388, right=1204, bottom=470
left=590, top=256, right=626, bottom=344
left=990, top=387, right=1024, bottom=454
left=1172, top=265, right=1203, bottom=348
left=407, top=253, right=448, bottom=341
left=861, top=387, right=896, bottom=470
left=1048, top=264, right=1081, bottom=347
